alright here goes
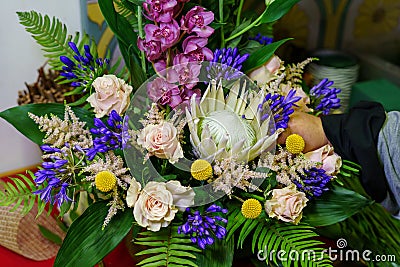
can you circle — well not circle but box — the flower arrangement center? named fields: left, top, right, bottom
left=200, top=110, right=256, bottom=150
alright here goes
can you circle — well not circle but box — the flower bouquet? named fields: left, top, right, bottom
left=1, top=0, right=399, bottom=267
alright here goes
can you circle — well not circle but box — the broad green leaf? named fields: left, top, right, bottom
left=260, top=0, right=300, bottom=24
left=242, top=38, right=292, bottom=73
left=38, top=224, right=63, bottom=245
left=303, top=185, right=373, bottom=227
left=194, top=238, right=235, bottom=267
left=98, top=0, right=146, bottom=89
left=54, top=201, right=134, bottom=267
left=0, top=103, right=95, bottom=145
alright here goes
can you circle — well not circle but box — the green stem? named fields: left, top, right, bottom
left=219, top=0, right=225, bottom=47
left=236, top=0, right=245, bottom=26
left=226, top=11, right=264, bottom=42
left=137, top=6, right=147, bottom=74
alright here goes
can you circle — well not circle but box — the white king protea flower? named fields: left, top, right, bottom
left=186, top=79, right=281, bottom=163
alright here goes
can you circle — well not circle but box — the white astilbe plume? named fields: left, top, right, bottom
left=212, top=158, right=266, bottom=196
left=83, top=151, right=132, bottom=228
left=259, top=146, right=317, bottom=186
left=28, top=105, right=92, bottom=149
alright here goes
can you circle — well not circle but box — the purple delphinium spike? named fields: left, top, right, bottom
left=86, top=110, right=128, bottom=160
left=309, top=78, right=341, bottom=115
left=177, top=204, right=228, bottom=250
left=207, top=47, right=249, bottom=81
left=293, top=167, right=332, bottom=199
left=260, top=89, right=301, bottom=131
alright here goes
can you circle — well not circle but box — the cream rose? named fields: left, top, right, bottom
left=265, top=184, right=308, bottom=224
left=280, top=84, right=311, bottom=112
left=126, top=178, right=142, bottom=208
left=305, top=144, right=342, bottom=175
left=248, top=55, right=281, bottom=86
left=137, top=121, right=184, bottom=164
left=87, top=74, right=133, bottom=118
left=133, top=181, right=195, bottom=231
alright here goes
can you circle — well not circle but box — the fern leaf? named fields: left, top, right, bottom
left=17, top=11, right=93, bottom=71
left=134, top=225, right=201, bottom=267
left=0, top=171, right=48, bottom=216
left=253, top=221, right=333, bottom=267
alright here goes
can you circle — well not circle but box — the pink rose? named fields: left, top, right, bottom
left=265, top=184, right=308, bottom=224
left=248, top=55, right=281, bottom=85
left=137, top=121, right=184, bottom=164
left=87, top=74, right=133, bottom=118
left=304, top=144, right=342, bottom=175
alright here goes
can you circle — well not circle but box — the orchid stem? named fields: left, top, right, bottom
left=219, top=0, right=225, bottom=47
left=137, top=6, right=146, bottom=74
left=236, top=0, right=245, bottom=26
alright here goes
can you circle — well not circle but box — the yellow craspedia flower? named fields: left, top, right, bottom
left=191, top=159, right=213, bottom=181
left=241, top=198, right=262, bottom=219
left=285, top=134, right=305, bottom=154
left=95, top=171, right=117, bottom=192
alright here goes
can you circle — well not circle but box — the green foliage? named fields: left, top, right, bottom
left=38, top=224, right=63, bottom=245
left=194, top=238, right=235, bottom=267
left=0, top=103, right=95, bottom=145
left=54, top=201, right=134, bottom=267
left=98, top=0, right=146, bottom=90
left=0, top=170, right=48, bottom=216
left=17, top=11, right=94, bottom=71
left=242, top=38, right=292, bottom=73
left=302, top=185, right=373, bottom=227
left=134, top=225, right=201, bottom=267
left=227, top=208, right=333, bottom=267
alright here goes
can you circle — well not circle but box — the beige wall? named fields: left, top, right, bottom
left=0, top=1, right=81, bottom=174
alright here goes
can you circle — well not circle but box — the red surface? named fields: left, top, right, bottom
left=0, top=240, right=136, bottom=267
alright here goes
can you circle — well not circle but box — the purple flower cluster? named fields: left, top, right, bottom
left=309, top=78, right=341, bottom=115
left=249, top=33, right=273, bottom=45
left=207, top=47, right=249, bottom=81
left=294, top=167, right=332, bottom=199
left=260, top=89, right=301, bottom=130
left=139, top=1, right=215, bottom=108
left=34, top=146, right=72, bottom=206
left=178, top=204, right=228, bottom=249
left=86, top=110, right=126, bottom=160
left=60, top=42, right=109, bottom=90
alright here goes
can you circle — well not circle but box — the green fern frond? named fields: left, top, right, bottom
left=115, top=0, right=140, bottom=31
left=0, top=170, right=48, bottom=216
left=17, top=10, right=94, bottom=70
left=253, top=221, right=333, bottom=267
left=134, top=225, right=201, bottom=267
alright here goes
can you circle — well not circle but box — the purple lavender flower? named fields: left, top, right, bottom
left=144, top=20, right=180, bottom=51
left=178, top=204, right=228, bottom=249
left=182, top=36, right=213, bottom=62
left=86, top=110, right=126, bottom=160
left=294, top=167, right=332, bottom=199
left=207, top=47, right=249, bottom=81
left=249, top=34, right=273, bottom=45
left=181, top=6, right=214, bottom=38
left=309, top=78, right=341, bottom=115
left=143, top=0, right=177, bottom=23
left=260, top=89, right=302, bottom=131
